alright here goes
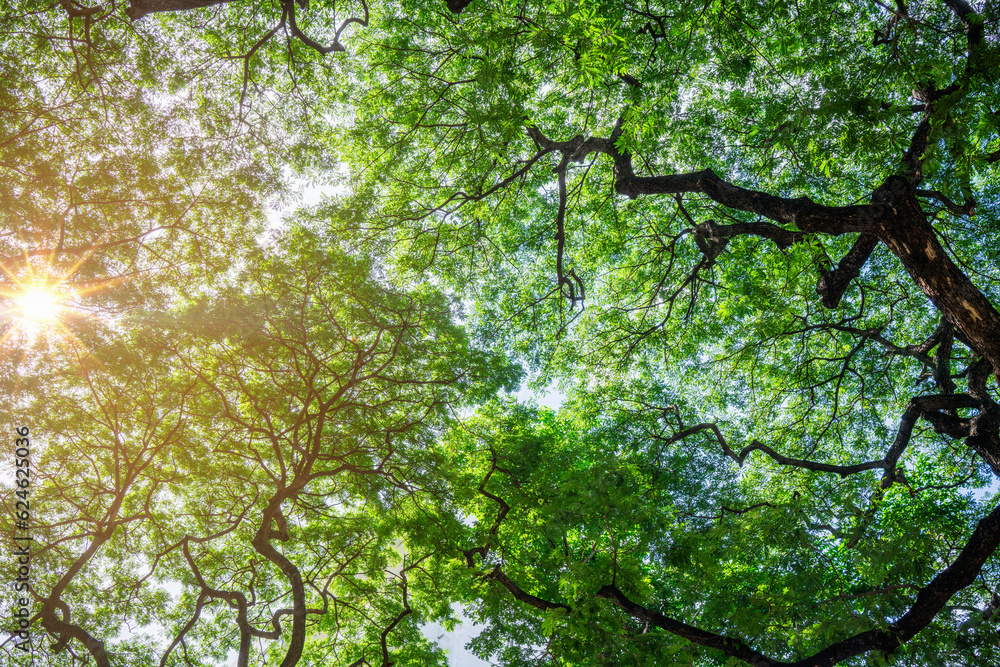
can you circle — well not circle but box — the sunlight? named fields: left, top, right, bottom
left=1, top=249, right=142, bottom=351
left=0, top=248, right=118, bottom=348
left=16, top=285, right=64, bottom=323
left=3, top=281, right=74, bottom=343
left=1, top=271, right=85, bottom=347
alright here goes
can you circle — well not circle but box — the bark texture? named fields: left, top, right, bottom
left=125, top=0, right=235, bottom=20
left=446, top=0, right=475, bottom=13
left=869, top=177, right=1000, bottom=374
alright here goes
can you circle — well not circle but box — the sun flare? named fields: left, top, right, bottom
left=2, top=275, right=84, bottom=346
left=2, top=254, right=126, bottom=349
left=16, top=286, right=64, bottom=322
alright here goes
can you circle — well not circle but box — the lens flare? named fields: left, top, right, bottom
left=2, top=277, right=81, bottom=346
left=2, top=252, right=126, bottom=350
left=16, top=286, right=64, bottom=323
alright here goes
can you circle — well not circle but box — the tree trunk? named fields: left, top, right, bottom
left=125, top=0, right=236, bottom=21
left=871, top=177, right=1000, bottom=376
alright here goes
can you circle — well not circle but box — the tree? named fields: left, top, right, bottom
left=0, top=0, right=286, bottom=321
left=3, top=0, right=1000, bottom=666
left=2, top=226, right=516, bottom=666
left=327, top=0, right=1000, bottom=664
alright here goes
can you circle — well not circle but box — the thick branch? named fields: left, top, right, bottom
left=554, top=160, right=580, bottom=305
left=933, top=322, right=957, bottom=395
left=57, top=0, right=105, bottom=18
left=446, top=0, right=475, bottom=13
left=40, top=491, right=130, bottom=666
left=942, top=0, right=985, bottom=42
left=488, top=498, right=1000, bottom=666
left=966, top=359, right=1000, bottom=475
left=870, top=178, right=1000, bottom=375
left=463, top=449, right=510, bottom=566
left=251, top=497, right=308, bottom=667
left=43, top=615, right=112, bottom=667
left=816, top=233, right=880, bottom=308
left=284, top=0, right=348, bottom=54
left=125, top=0, right=235, bottom=20
left=484, top=566, right=571, bottom=612
left=598, top=492, right=1000, bottom=667
left=696, top=218, right=804, bottom=251
left=533, top=124, right=1000, bottom=375
left=913, top=318, right=951, bottom=355
left=915, top=189, right=975, bottom=216
left=596, top=584, right=779, bottom=666
left=182, top=540, right=254, bottom=665
left=541, top=130, right=873, bottom=234
left=902, top=114, right=932, bottom=183
left=158, top=593, right=209, bottom=667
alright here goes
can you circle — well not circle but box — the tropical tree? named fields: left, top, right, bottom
left=1, top=225, right=517, bottom=666
left=3, top=0, right=1000, bottom=666
left=324, top=0, right=1000, bottom=665
left=0, top=0, right=289, bottom=328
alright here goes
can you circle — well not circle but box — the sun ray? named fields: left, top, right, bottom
left=2, top=238, right=149, bottom=353
left=17, top=285, right=63, bottom=322
left=3, top=270, right=89, bottom=349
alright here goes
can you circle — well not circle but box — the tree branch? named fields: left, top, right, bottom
left=816, top=233, right=880, bottom=308
left=484, top=497, right=1000, bottom=666
left=915, top=189, right=975, bottom=216
left=535, top=127, right=873, bottom=235
left=664, top=394, right=978, bottom=480
left=125, top=0, right=235, bottom=21
left=598, top=492, right=1000, bottom=667
left=446, top=0, right=475, bottom=13
left=966, top=359, right=1000, bottom=475
left=484, top=566, right=571, bottom=612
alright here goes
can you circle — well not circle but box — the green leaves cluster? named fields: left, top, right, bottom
left=2, top=1, right=1000, bottom=666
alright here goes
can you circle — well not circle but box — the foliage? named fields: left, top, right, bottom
left=0, top=1, right=287, bottom=303
left=1, top=225, right=516, bottom=665
left=2, top=0, right=1000, bottom=666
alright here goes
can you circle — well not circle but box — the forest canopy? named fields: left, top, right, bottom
left=1, top=1, right=999, bottom=666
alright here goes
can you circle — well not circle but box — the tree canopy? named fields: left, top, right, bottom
left=2, top=1, right=1000, bottom=666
